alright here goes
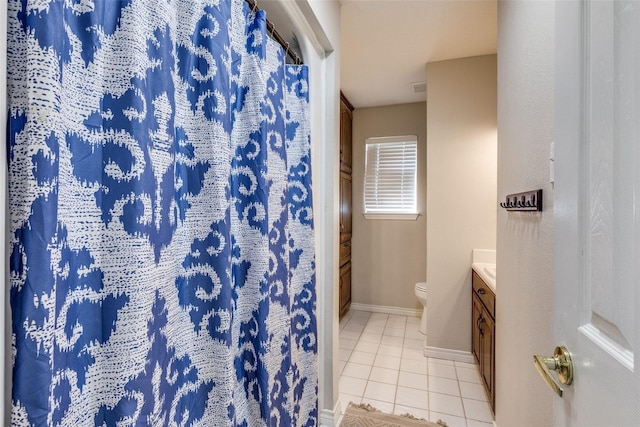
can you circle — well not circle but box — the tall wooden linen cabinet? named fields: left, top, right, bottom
left=339, top=93, right=353, bottom=318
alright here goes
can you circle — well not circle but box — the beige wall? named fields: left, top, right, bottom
left=351, top=103, right=427, bottom=310
left=495, top=2, right=554, bottom=426
left=425, top=55, right=497, bottom=352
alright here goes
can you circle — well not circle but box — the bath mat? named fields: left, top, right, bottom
left=340, top=403, right=448, bottom=427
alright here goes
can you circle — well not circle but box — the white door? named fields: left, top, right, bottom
left=553, top=1, right=640, bottom=425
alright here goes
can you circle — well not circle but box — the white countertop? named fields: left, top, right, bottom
left=472, top=262, right=496, bottom=293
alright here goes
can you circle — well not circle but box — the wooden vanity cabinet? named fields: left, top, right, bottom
left=472, top=270, right=496, bottom=414
left=339, top=92, right=354, bottom=318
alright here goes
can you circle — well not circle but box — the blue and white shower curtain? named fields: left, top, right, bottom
left=7, top=0, right=317, bottom=425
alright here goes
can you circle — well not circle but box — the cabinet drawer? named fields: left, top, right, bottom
left=339, top=241, right=351, bottom=266
left=339, top=262, right=352, bottom=317
left=472, top=271, right=495, bottom=318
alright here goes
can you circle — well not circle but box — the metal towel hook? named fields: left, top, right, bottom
left=500, top=189, right=543, bottom=212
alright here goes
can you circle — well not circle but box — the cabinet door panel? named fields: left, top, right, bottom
left=482, top=313, right=495, bottom=411
left=339, top=262, right=352, bottom=317
left=340, top=98, right=353, bottom=173
left=472, top=293, right=482, bottom=364
left=340, top=172, right=352, bottom=243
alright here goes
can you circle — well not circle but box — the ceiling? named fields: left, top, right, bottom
left=259, top=0, right=497, bottom=109
left=340, top=0, right=497, bottom=108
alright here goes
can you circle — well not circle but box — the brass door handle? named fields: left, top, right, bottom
left=533, top=345, right=573, bottom=397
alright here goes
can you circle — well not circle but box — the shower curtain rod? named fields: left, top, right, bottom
left=244, top=0, right=303, bottom=65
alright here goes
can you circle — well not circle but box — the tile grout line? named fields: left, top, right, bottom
left=454, top=361, right=469, bottom=423
left=340, top=310, right=493, bottom=427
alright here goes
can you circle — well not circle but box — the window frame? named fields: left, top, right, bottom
left=363, top=135, right=419, bottom=220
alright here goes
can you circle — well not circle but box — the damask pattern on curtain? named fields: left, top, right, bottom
left=7, top=0, right=317, bottom=426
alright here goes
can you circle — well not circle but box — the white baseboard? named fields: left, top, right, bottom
left=319, top=399, right=341, bottom=427
left=424, top=346, right=475, bottom=364
left=349, top=303, right=421, bottom=318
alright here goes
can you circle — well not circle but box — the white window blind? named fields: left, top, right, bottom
left=364, top=136, right=417, bottom=216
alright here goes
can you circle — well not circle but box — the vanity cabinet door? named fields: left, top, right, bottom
left=482, top=312, right=495, bottom=409
left=472, top=293, right=483, bottom=364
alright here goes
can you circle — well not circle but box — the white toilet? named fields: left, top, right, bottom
left=415, top=282, right=428, bottom=335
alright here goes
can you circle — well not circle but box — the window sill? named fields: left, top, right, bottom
left=363, top=213, right=420, bottom=221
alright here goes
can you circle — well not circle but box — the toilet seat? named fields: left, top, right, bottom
left=415, top=282, right=427, bottom=292
left=415, top=282, right=428, bottom=336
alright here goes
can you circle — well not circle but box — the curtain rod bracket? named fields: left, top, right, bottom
left=245, top=0, right=302, bottom=65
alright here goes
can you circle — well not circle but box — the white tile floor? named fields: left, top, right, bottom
left=338, top=310, right=494, bottom=427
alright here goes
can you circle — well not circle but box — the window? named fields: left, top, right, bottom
left=363, top=135, right=418, bottom=219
